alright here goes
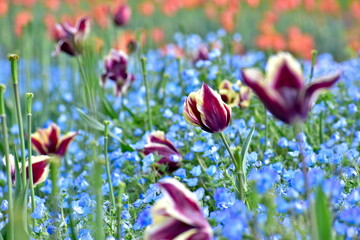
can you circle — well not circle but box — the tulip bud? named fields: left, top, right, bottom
left=144, top=178, right=213, bottom=240
left=113, top=4, right=131, bottom=27
left=143, top=131, right=182, bottom=173
left=184, top=83, right=231, bottom=133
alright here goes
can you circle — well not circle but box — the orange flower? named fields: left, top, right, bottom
left=14, top=11, right=33, bottom=37
left=0, top=0, right=8, bottom=16
left=151, top=27, right=164, bottom=44
left=139, top=1, right=155, bottom=17
left=204, top=4, right=217, bottom=19
left=43, top=0, right=60, bottom=10
left=256, top=33, right=286, bottom=51
left=287, top=26, right=315, bottom=59
left=91, top=4, right=110, bottom=29
left=220, top=10, right=235, bottom=33
left=351, top=1, right=360, bottom=20
left=319, top=0, right=339, bottom=14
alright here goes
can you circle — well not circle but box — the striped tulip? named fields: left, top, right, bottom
left=219, top=80, right=252, bottom=108
left=184, top=83, right=231, bottom=133
left=144, top=178, right=213, bottom=240
left=143, top=131, right=182, bottom=173
left=3, top=154, right=51, bottom=187
left=101, top=49, right=135, bottom=97
left=31, top=123, right=77, bottom=157
left=52, top=17, right=90, bottom=56
left=242, top=52, right=341, bottom=124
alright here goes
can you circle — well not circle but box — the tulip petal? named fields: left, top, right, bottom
left=145, top=218, right=195, bottom=240
left=183, top=92, right=212, bottom=132
left=26, top=155, right=50, bottom=186
left=31, top=134, right=49, bottom=155
left=198, top=83, right=231, bottom=133
left=56, top=132, right=77, bottom=156
left=242, top=69, right=293, bottom=124
left=2, top=154, right=17, bottom=184
left=47, top=124, right=60, bottom=153
left=304, top=72, right=341, bottom=105
left=147, top=131, right=179, bottom=154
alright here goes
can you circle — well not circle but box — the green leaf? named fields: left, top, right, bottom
left=315, top=187, right=333, bottom=240
left=13, top=184, right=29, bottom=239
left=76, top=108, right=134, bottom=152
left=101, top=98, right=118, bottom=120
left=240, top=126, right=255, bottom=177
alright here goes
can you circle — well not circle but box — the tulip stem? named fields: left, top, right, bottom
left=9, top=54, right=27, bottom=187
left=0, top=84, right=14, bottom=240
left=117, top=182, right=126, bottom=240
left=264, top=106, right=268, bottom=152
left=103, top=121, right=116, bottom=207
left=50, top=158, right=61, bottom=240
left=140, top=57, right=153, bottom=131
left=309, top=50, right=318, bottom=82
left=26, top=93, right=36, bottom=226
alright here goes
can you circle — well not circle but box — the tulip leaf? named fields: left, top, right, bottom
left=101, top=98, right=118, bottom=120
left=315, top=187, right=333, bottom=240
left=240, top=126, right=255, bottom=177
left=76, top=108, right=134, bottom=152
left=13, top=148, right=23, bottom=195
left=13, top=183, right=29, bottom=239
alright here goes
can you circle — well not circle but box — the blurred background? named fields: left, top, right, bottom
left=0, top=0, right=359, bottom=61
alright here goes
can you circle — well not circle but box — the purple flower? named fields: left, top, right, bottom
left=144, top=178, right=213, bottom=240
left=241, top=52, right=341, bottom=124
left=184, top=83, right=231, bottom=133
left=113, top=4, right=132, bottom=27
left=193, top=45, right=209, bottom=63
left=52, top=17, right=90, bottom=57
left=101, top=49, right=135, bottom=97
left=143, top=131, right=182, bottom=173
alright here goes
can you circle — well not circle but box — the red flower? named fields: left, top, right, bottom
left=242, top=52, right=341, bottom=124
left=31, top=123, right=77, bottom=157
left=113, top=4, right=131, bottom=27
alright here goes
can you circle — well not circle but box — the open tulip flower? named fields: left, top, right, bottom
left=31, top=123, right=77, bottom=157
left=219, top=80, right=252, bottom=108
left=3, top=154, right=51, bottom=187
left=143, top=131, right=182, bottom=173
left=52, top=16, right=90, bottom=56
left=101, top=49, right=135, bottom=97
left=241, top=52, right=341, bottom=124
left=144, top=178, right=213, bottom=240
left=184, top=83, right=231, bottom=133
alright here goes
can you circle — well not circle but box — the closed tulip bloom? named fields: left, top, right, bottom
left=241, top=52, right=341, bottom=124
left=184, top=83, right=231, bottom=133
left=3, top=154, right=51, bottom=187
left=113, top=4, right=131, bottom=27
left=31, top=123, right=77, bottom=157
left=219, top=80, right=252, bottom=108
left=143, top=131, right=182, bottom=173
left=193, top=45, right=209, bottom=63
left=101, top=49, right=135, bottom=97
left=52, top=17, right=90, bottom=56
left=144, top=178, right=213, bottom=240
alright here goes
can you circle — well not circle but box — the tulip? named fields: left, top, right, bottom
left=31, top=123, right=77, bottom=157
left=219, top=80, right=252, bottom=108
left=113, top=4, right=131, bottom=27
left=143, top=131, right=182, bottom=173
left=241, top=52, right=341, bottom=124
left=3, top=154, right=51, bottom=187
left=193, top=45, right=209, bottom=63
left=101, top=49, right=135, bottom=97
left=184, top=83, right=231, bottom=133
left=52, top=17, right=90, bottom=56
left=144, top=178, right=213, bottom=240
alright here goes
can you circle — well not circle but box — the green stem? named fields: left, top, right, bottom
left=140, top=57, right=153, bottom=131
left=26, top=93, right=36, bottom=226
left=92, top=141, right=104, bottom=239
left=103, top=121, right=115, bottom=207
left=309, top=50, right=318, bottom=83
left=50, top=159, right=60, bottom=240
left=117, top=182, right=126, bottom=240
left=0, top=84, right=14, bottom=240
left=264, top=106, right=268, bottom=152
left=219, top=132, right=246, bottom=200
left=9, top=54, right=27, bottom=187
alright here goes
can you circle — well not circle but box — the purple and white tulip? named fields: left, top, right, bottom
left=52, top=17, right=90, bottom=57
left=144, top=178, right=213, bottom=240
left=101, top=49, right=135, bottom=97
left=3, top=154, right=51, bottom=187
left=184, top=83, right=231, bottom=133
left=143, top=131, right=182, bottom=173
left=241, top=52, right=341, bottom=124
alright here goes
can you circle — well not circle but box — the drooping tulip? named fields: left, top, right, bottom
left=241, top=52, right=341, bottom=124
left=144, top=178, right=213, bottom=240
left=113, top=4, right=131, bottom=27
left=52, top=16, right=90, bottom=56
left=101, top=49, right=135, bottom=97
left=31, top=123, right=77, bottom=157
left=3, top=154, right=51, bottom=187
left=143, top=131, right=182, bottom=173
left=219, top=80, right=252, bottom=108
left=184, top=83, right=231, bottom=133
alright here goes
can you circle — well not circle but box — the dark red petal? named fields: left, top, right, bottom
left=272, top=60, right=304, bottom=90
left=56, top=132, right=77, bottom=156
left=184, top=95, right=212, bottom=132
left=47, top=124, right=59, bottom=153
left=242, top=70, right=294, bottom=124
left=304, top=72, right=341, bottom=103
left=31, top=137, right=48, bottom=155
left=146, top=218, right=194, bottom=240
left=76, top=17, right=89, bottom=34
left=26, top=157, right=49, bottom=186
left=59, top=40, right=78, bottom=56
